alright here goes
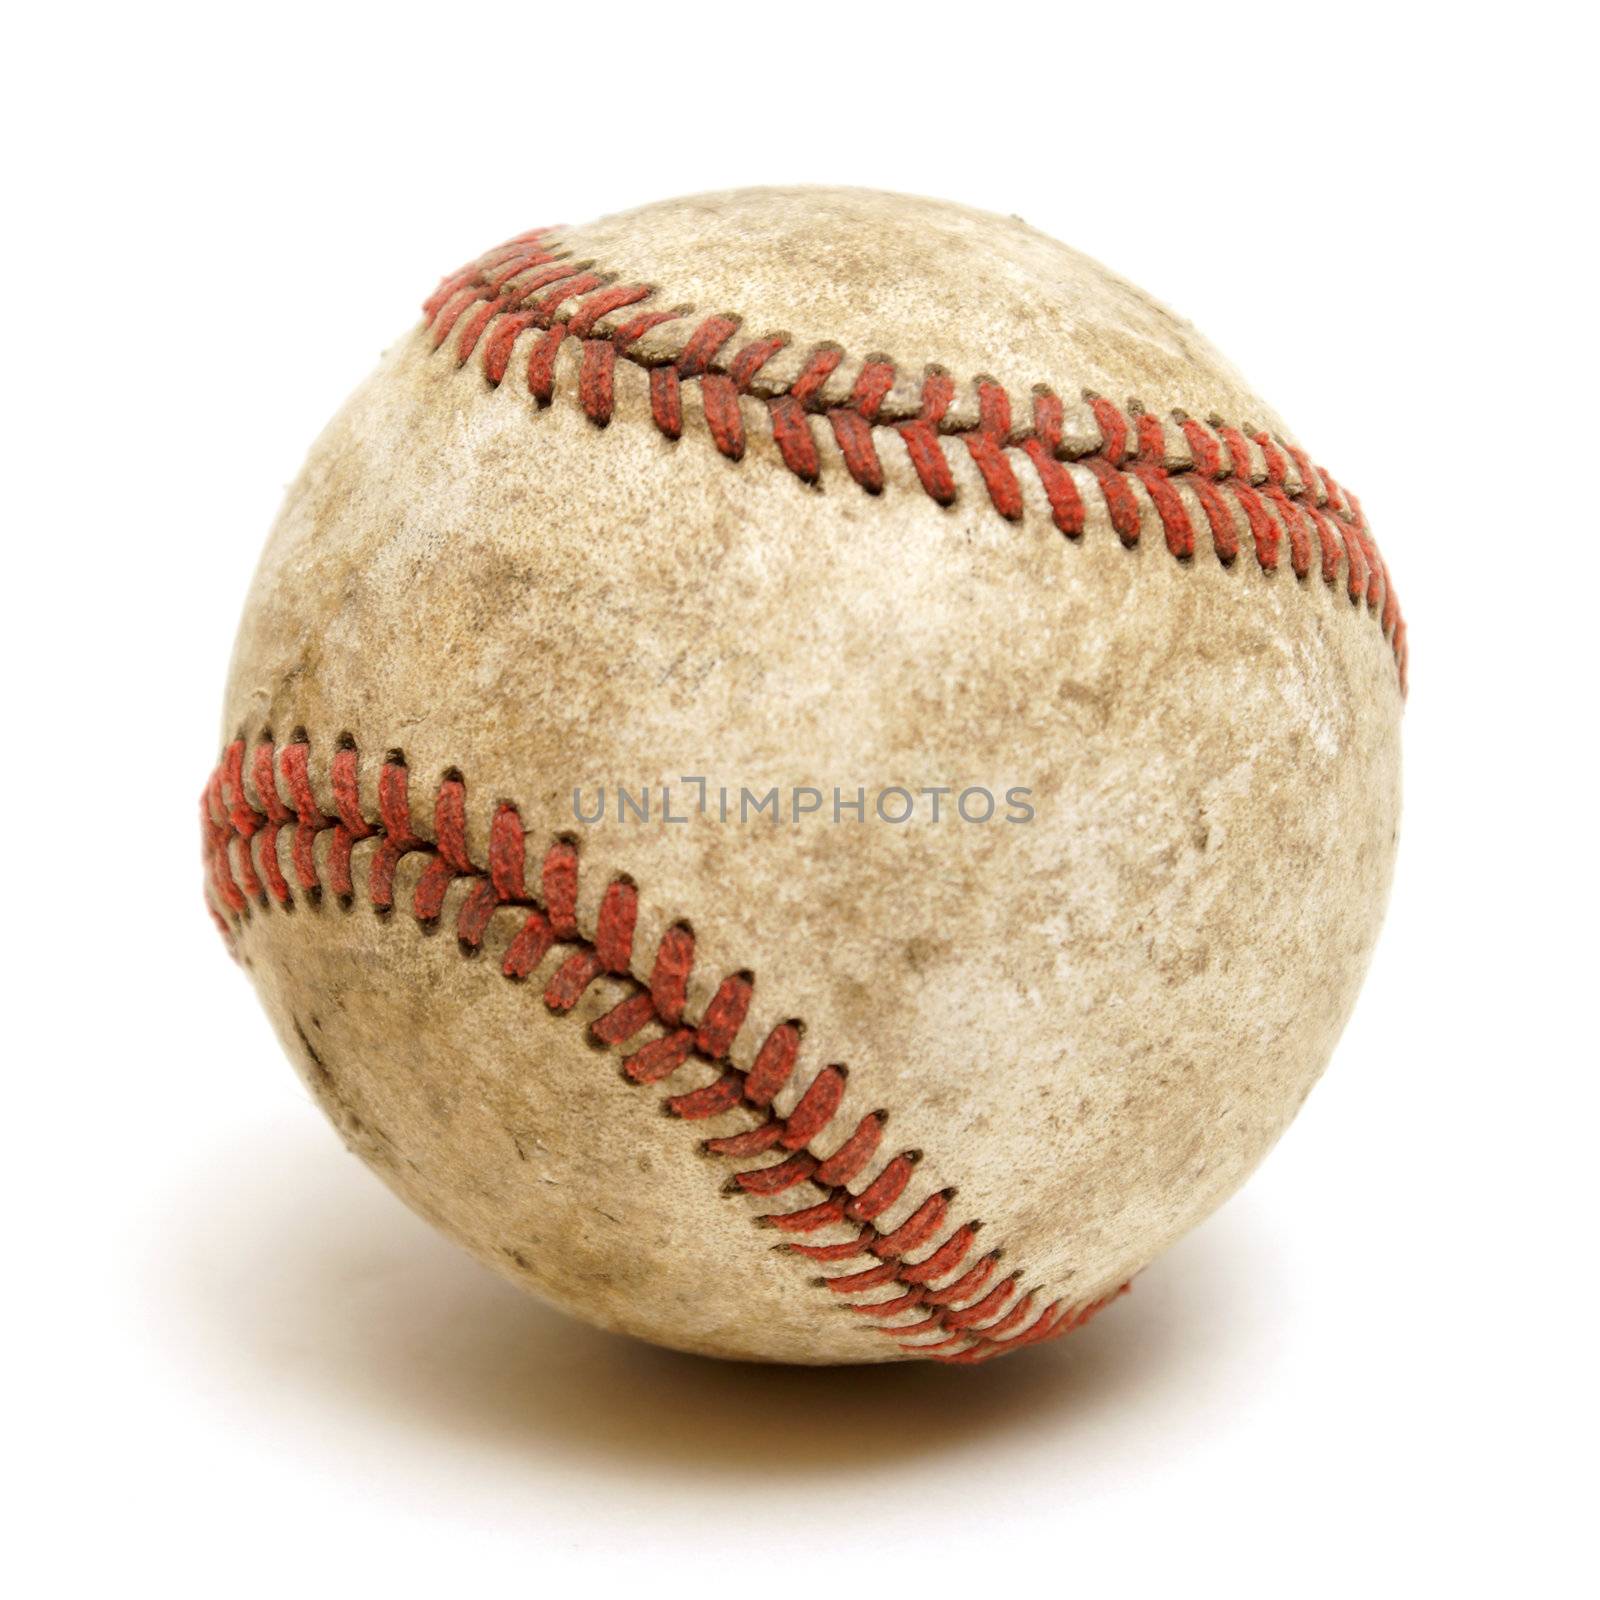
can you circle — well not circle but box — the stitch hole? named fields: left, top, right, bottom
left=336, top=731, right=357, bottom=751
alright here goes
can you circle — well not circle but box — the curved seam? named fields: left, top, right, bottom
left=423, top=227, right=1407, bottom=690
left=203, top=735, right=1128, bottom=1364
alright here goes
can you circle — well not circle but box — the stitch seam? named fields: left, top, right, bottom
left=424, top=229, right=1407, bottom=689
left=204, top=736, right=1128, bottom=1364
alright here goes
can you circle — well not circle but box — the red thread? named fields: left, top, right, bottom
left=780, top=1065, right=847, bottom=1147
left=967, top=380, right=1024, bottom=520
left=769, top=396, right=820, bottom=483
left=745, top=1022, right=801, bottom=1107
left=846, top=1152, right=915, bottom=1221
left=872, top=1190, right=950, bottom=1258
left=829, top=410, right=884, bottom=493
left=624, top=1029, right=696, bottom=1084
left=454, top=297, right=513, bottom=367
left=483, top=314, right=536, bottom=386
left=1215, top=424, right=1263, bottom=489
left=420, top=228, right=1404, bottom=686
left=677, top=315, right=740, bottom=377
left=695, top=973, right=750, bottom=1056
left=1252, top=429, right=1292, bottom=486
left=1266, top=486, right=1313, bottom=578
left=789, top=347, right=842, bottom=408
left=545, top=948, right=603, bottom=1012
left=700, top=374, right=745, bottom=460
left=735, top=1151, right=817, bottom=1196
left=650, top=924, right=695, bottom=1023
left=728, top=335, right=788, bottom=389
left=1085, top=456, right=1142, bottom=545
left=612, top=308, right=682, bottom=349
left=852, top=359, right=896, bottom=420
left=705, top=1121, right=786, bottom=1158
left=1129, top=463, right=1195, bottom=559
left=566, top=282, right=653, bottom=339
left=578, top=341, right=615, bottom=425
left=1023, top=392, right=1085, bottom=537
left=592, top=991, right=656, bottom=1046
left=595, top=880, right=636, bottom=973
left=1180, top=416, right=1226, bottom=479
left=813, top=1114, right=884, bottom=1186
left=204, top=737, right=1123, bottom=1363
left=898, top=419, right=957, bottom=505
left=1086, top=394, right=1129, bottom=463
left=649, top=367, right=682, bottom=439
left=527, top=326, right=566, bottom=404
left=766, top=1197, right=848, bottom=1235
left=666, top=1073, right=743, bottom=1120
left=1190, top=474, right=1240, bottom=564
left=529, top=271, right=607, bottom=327
left=1135, top=411, right=1168, bottom=465
left=1230, top=479, right=1282, bottom=571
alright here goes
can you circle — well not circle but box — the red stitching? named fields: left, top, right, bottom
left=204, top=736, right=1128, bottom=1364
left=420, top=230, right=1405, bottom=688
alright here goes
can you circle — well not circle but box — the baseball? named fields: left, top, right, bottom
left=203, top=187, right=1404, bottom=1365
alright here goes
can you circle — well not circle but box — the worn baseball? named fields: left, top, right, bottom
left=204, top=188, right=1404, bottom=1365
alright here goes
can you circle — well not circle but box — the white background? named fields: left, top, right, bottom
left=6, top=3, right=1594, bottom=1592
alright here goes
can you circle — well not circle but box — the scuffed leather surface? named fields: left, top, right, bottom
left=219, top=188, right=1402, bottom=1363
left=567, top=188, right=1292, bottom=437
